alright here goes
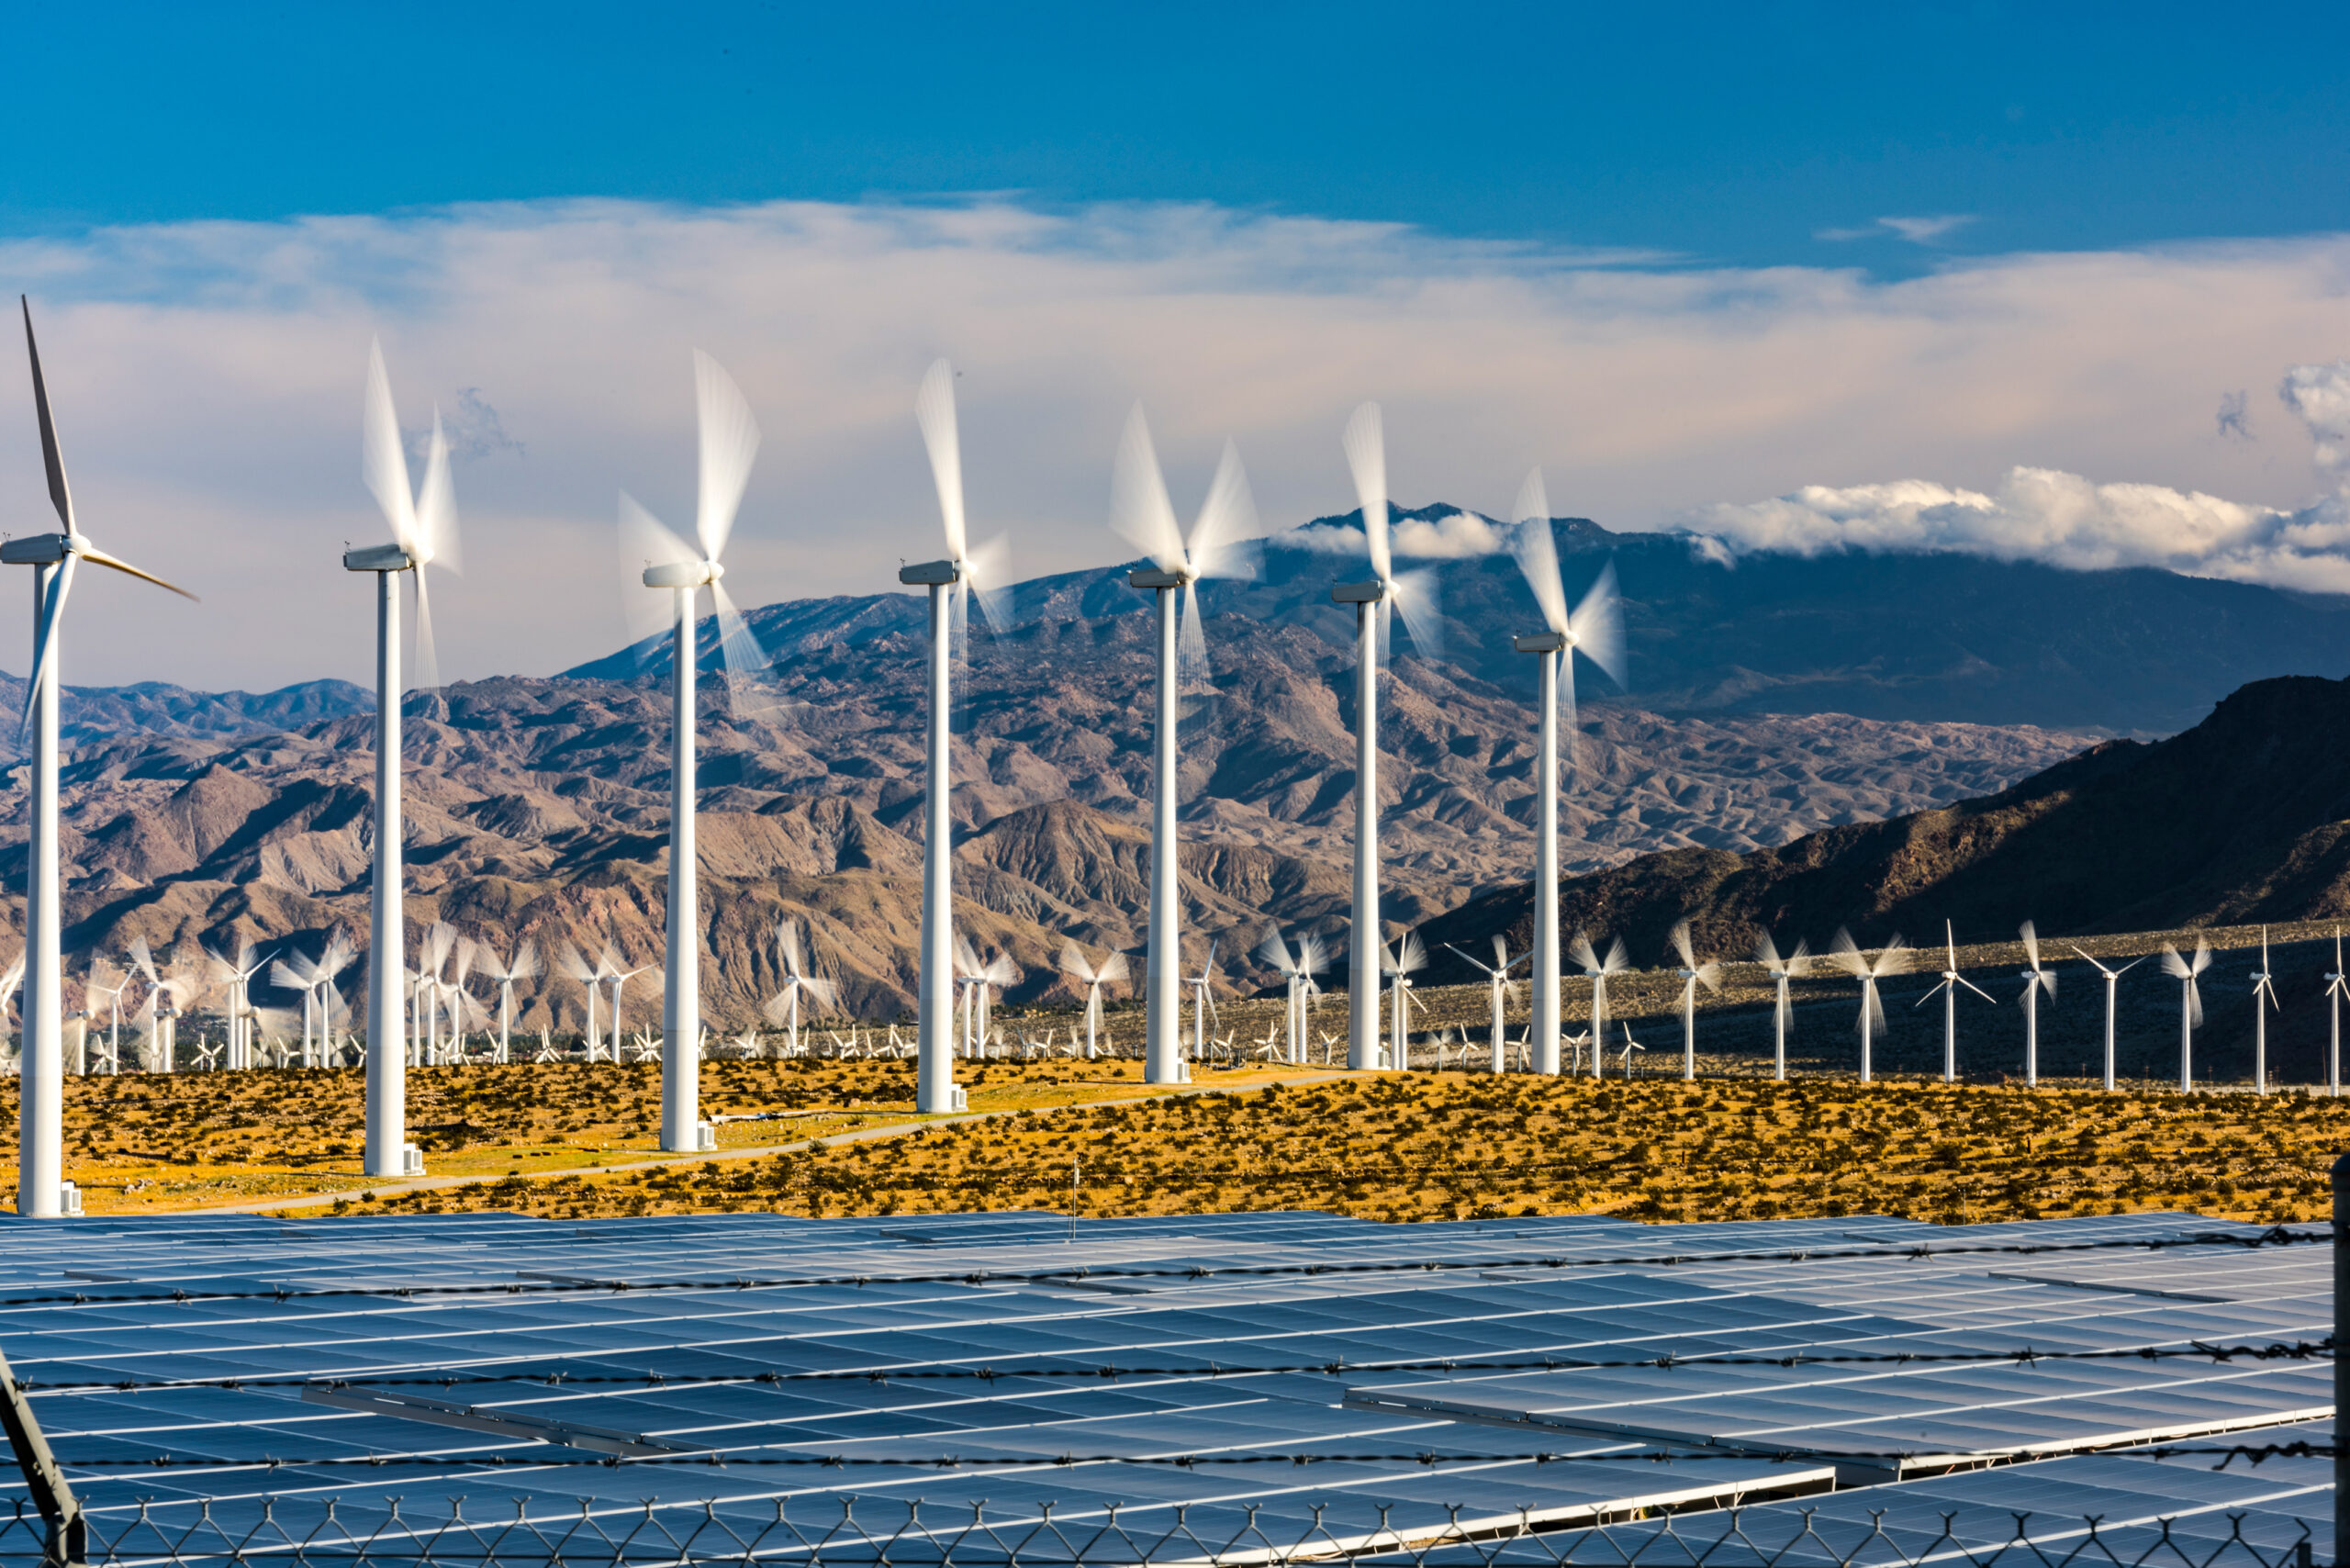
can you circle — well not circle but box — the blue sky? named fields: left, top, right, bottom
left=7, top=3, right=2346, bottom=271
left=1, top=4, right=2347, bottom=690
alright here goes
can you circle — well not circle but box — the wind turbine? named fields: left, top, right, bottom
left=1667, top=919, right=1722, bottom=1081
left=559, top=942, right=613, bottom=1061
left=1186, top=936, right=1221, bottom=1070
left=764, top=920, right=840, bottom=1058
left=1828, top=928, right=1911, bottom=1083
left=1332, top=403, right=1442, bottom=1071
left=341, top=338, right=454, bottom=1180
left=2249, top=927, right=2278, bottom=1095
left=2160, top=940, right=2210, bottom=1092
left=474, top=939, right=539, bottom=1063
left=84, top=958, right=128, bottom=1076
left=206, top=940, right=273, bottom=1071
left=1615, top=1024, right=1648, bottom=1079
left=1914, top=922, right=1993, bottom=1083
left=2324, top=931, right=2347, bottom=1097
left=620, top=350, right=773, bottom=1151
left=1381, top=931, right=1428, bottom=1070
left=129, top=939, right=169, bottom=1074
left=2016, top=921, right=2057, bottom=1087
left=609, top=958, right=655, bottom=1064
left=4, top=301, right=198, bottom=1216
left=1112, top=404, right=1258, bottom=1086
left=900, top=360, right=1008, bottom=1113
left=1446, top=935, right=1528, bottom=1074
left=1568, top=931, right=1629, bottom=1079
left=1057, top=941, right=1130, bottom=1060
left=1505, top=469, right=1625, bottom=1077
left=1754, top=933, right=1812, bottom=1081
left=2067, top=945, right=2144, bottom=1092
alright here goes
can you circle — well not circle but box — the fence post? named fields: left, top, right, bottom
left=2334, top=1152, right=2349, bottom=1568
left=0, top=1348, right=83, bottom=1568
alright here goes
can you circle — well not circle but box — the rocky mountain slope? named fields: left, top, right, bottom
left=1420, top=674, right=2350, bottom=981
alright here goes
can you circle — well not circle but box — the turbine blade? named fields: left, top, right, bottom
left=915, top=358, right=966, bottom=562
left=708, top=580, right=773, bottom=691
left=1108, top=402, right=1184, bottom=571
left=1057, top=940, right=1096, bottom=984
left=618, top=492, right=699, bottom=649
left=1188, top=438, right=1261, bottom=583
left=362, top=337, right=419, bottom=552
left=410, top=566, right=442, bottom=693
left=1958, top=975, right=1998, bottom=1003
left=1177, top=579, right=1210, bottom=688
left=1509, top=471, right=1570, bottom=635
left=1670, top=918, right=1695, bottom=972
left=692, top=349, right=761, bottom=563
left=963, top=533, right=1013, bottom=633
left=1388, top=566, right=1445, bottom=661
left=1754, top=930, right=1784, bottom=970
left=1096, top=950, right=1129, bottom=986
left=416, top=408, right=459, bottom=573
left=78, top=547, right=199, bottom=602
left=1255, top=925, right=1293, bottom=974
left=20, top=298, right=73, bottom=531
left=2019, top=918, right=2040, bottom=970
left=20, top=553, right=76, bottom=733
left=1341, top=401, right=1388, bottom=582
left=1567, top=561, right=1626, bottom=687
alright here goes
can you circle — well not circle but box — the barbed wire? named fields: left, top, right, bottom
left=0, top=1224, right=2320, bottom=1310
left=48, top=1440, right=2335, bottom=1471
left=15, top=1338, right=2332, bottom=1394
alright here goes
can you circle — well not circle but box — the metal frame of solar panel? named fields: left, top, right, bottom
left=0, top=1208, right=2324, bottom=1565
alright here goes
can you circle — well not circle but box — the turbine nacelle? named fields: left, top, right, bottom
left=1128, top=566, right=1189, bottom=589
left=342, top=543, right=417, bottom=574
left=643, top=559, right=722, bottom=590
left=1331, top=579, right=1385, bottom=605
left=899, top=558, right=961, bottom=587
left=1511, top=631, right=1568, bottom=654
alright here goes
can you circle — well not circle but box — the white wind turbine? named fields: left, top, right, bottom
left=1506, top=469, right=1625, bottom=1077
left=1667, top=919, right=1722, bottom=1081
left=2248, top=927, right=2278, bottom=1095
left=620, top=350, right=774, bottom=1152
left=2016, top=921, right=2057, bottom=1087
left=1111, top=404, right=1258, bottom=1086
left=342, top=337, right=455, bottom=1181
left=84, top=957, right=129, bottom=1076
left=205, top=940, right=274, bottom=1071
left=1915, top=922, right=1993, bottom=1083
left=474, top=939, right=539, bottom=1064
left=1258, top=927, right=1304, bottom=1063
left=129, top=939, right=170, bottom=1074
left=559, top=942, right=614, bottom=1061
left=1186, top=936, right=1222, bottom=1070
left=1828, top=928, right=1911, bottom=1083
left=1568, top=931, right=1629, bottom=1079
left=2325, top=931, right=2347, bottom=1097
left=1381, top=931, right=1429, bottom=1070
left=609, top=958, right=655, bottom=1062
left=1446, top=936, right=1528, bottom=1074
left=1754, top=933, right=1813, bottom=1081
left=4, top=301, right=197, bottom=1215
left=764, top=920, right=840, bottom=1058
left=901, top=359, right=1010, bottom=1112
left=2160, top=940, right=2210, bottom=1092
left=1333, top=403, right=1443, bottom=1071
left=2068, top=945, right=2145, bottom=1092
left=1057, top=941, right=1130, bottom=1060
left=415, top=920, right=459, bottom=1067
left=955, top=935, right=1017, bottom=1058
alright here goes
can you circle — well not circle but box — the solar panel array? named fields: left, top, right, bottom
left=0, top=1207, right=2329, bottom=1562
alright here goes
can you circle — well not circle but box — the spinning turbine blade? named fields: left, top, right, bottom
left=362, top=338, right=419, bottom=554
left=618, top=492, right=699, bottom=645
left=692, top=349, right=760, bottom=564
left=708, top=580, right=772, bottom=685
left=409, top=566, right=441, bottom=694
left=1342, top=401, right=1389, bottom=583
left=1567, top=561, right=1626, bottom=687
left=415, top=408, right=459, bottom=573
left=2020, top=919, right=2041, bottom=971
left=1671, top=919, right=1697, bottom=972
left=962, top=532, right=1013, bottom=633
left=1188, top=439, right=1260, bottom=583
left=1388, top=566, right=1444, bottom=660
left=1509, top=469, right=1568, bottom=634
left=1110, top=403, right=1184, bottom=571
left=915, top=358, right=967, bottom=563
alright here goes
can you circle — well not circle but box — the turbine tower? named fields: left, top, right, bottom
left=901, top=359, right=1008, bottom=1113
left=1916, top=922, right=1993, bottom=1083
left=2016, top=920, right=2056, bottom=1087
left=2067, top=945, right=2145, bottom=1092
left=621, top=349, right=771, bottom=1152
left=1667, top=919, right=1722, bottom=1081
left=2160, top=940, right=2210, bottom=1092
left=1754, top=932, right=1812, bottom=1081
left=1828, top=928, right=1910, bottom=1083
left=342, top=338, right=455, bottom=1180
left=1505, top=469, right=1623, bottom=1076
left=1110, top=404, right=1257, bottom=1085
left=1332, top=403, right=1440, bottom=1070
left=2248, top=927, right=2278, bottom=1095
left=5, top=301, right=196, bottom=1216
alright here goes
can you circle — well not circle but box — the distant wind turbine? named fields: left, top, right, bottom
left=1187, top=937, right=1221, bottom=1070
left=901, top=360, right=1008, bottom=1113
left=474, top=939, right=539, bottom=1064
left=2067, top=946, right=2146, bottom=1092
left=764, top=921, right=838, bottom=1059
left=2249, top=927, right=2278, bottom=1095
left=1112, top=404, right=1258, bottom=1085
left=1333, top=403, right=1442, bottom=1070
left=2016, top=921, right=2057, bottom=1087
left=341, top=337, right=454, bottom=1181
left=1754, top=932, right=1812, bottom=1081
left=1828, top=928, right=1911, bottom=1083
left=621, top=350, right=773, bottom=1151
left=1667, top=919, right=1721, bottom=1081
left=1568, top=931, right=1629, bottom=1079
left=1381, top=931, right=1428, bottom=1070
left=1057, top=941, right=1129, bottom=1059
left=1506, top=468, right=1624, bottom=1077
left=2325, top=931, right=2347, bottom=1097
left=5, top=300, right=197, bottom=1215
left=1915, top=922, right=1993, bottom=1083
left=1446, top=935, right=1528, bottom=1074
left=2160, top=940, right=2210, bottom=1092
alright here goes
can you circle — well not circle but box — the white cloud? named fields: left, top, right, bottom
left=1691, top=468, right=2350, bottom=593
left=2281, top=361, right=2350, bottom=470
left=1293, top=510, right=1514, bottom=559
left=1817, top=214, right=1976, bottom=244
left=0, top=197, right=2344, bottom=689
